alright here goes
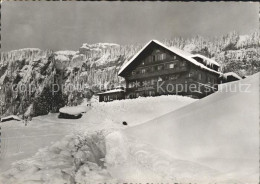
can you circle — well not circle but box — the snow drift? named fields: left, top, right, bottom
left=1, top=73, right=258, bottom=183
left=0, top=132, right=116, bottom=184
left=109, top=73, right=259, bottom=183
left=0, top=95, right=195, bottom=183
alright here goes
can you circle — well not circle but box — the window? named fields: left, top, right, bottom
left=173, top=55, right=177, bottom=60
left=198, top=73, right=202, bottom=80
left=158, top=54, right=162, bottom=60
left=151, top=79, right=156, bottom=85
left=169, top=63, right=175, bottom=69
left=162, top=53, right=166, bottom=60
left=149, top=91, right=155, bottom=96
left=156, top=54, right=161, bottom=61
left=212, top=78, right=215, bottom=84
left=129, top=82, right=135, bottom=88
left=150, top=67, right=154, bottom=72
left=158, top=53, right=166, bottom=60
left=169, top=75, right=177, bottom=80
left=157, top=65, right=163, bottom=71
left=141, top=68, right=146, bottom=74
left=207, top=77, right=211, bottom=83
left=131, top=71, right=136, bottom=75
left=188, top=72, right=192, bottom=77
left=169, top=74, right=179, bottom=80
left=180, top=61, right=186, bottom=67
left=147, top=56, right=151, bottom=63
left=153, top=55, right=156, bottom=62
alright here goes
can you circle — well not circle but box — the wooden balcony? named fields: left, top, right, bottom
left=126, top=78, right=217, bottom=98
left=126, top=66, right=188, bottom=80
left=126, top=78, right=192, bottom=91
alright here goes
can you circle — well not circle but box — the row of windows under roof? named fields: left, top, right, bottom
left=188, top=72, right=216, bottom=84
left=141, top=53, right=179, bottom=65
left=132, top=61, right=186, bottom=75
left=128, top=72, right=216, bottom=88
left=128, top=74, right=182, bottom=88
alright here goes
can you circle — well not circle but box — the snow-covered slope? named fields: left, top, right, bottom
left=0, top=95, right=195, bottom=184
left=83, top=95, right=196, bottom=128
left=112, top=73, right=259, bottom=183
left=0, top=72, right=258, bottom=183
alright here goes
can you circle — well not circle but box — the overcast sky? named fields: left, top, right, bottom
left=1, top=2, right=259, bottom=52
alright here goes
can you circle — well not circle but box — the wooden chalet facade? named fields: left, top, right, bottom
left=98, top=40, right=230, bottom=102
left=118, top=40, right=220, bottom=99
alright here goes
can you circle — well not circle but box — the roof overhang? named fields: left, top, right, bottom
left=97, top=89, right=125, bottom=95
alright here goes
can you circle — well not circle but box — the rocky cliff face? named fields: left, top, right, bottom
left=0, top=43, right=141, bottom=117
left=0, top=31, right=259, bottom=117
left=0, top=49, right=56, bottom=116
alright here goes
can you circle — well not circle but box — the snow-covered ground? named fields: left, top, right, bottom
left=118, top=73, right=259, bottom=183
left=0, top=73, right=258, bottom=183
left=0, top=95, right=195, bottom=183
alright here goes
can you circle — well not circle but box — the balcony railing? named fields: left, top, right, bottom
left=126, top=78, right=217, bottom=95
left=127, top=66, right=188, bottom=80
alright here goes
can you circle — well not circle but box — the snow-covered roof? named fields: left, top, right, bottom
left=223, top=72, right=242, bottom=80
left=1, top=115, right=22, bottom=122
left=118, top=40, right=153, bottom=75
left=97, top=89, right=125, bottom=95
left=118, top=40, right=220, bottom=76
left=191, top=54, right=220, bottom=67
left=59, top=106, right=87, bottom=115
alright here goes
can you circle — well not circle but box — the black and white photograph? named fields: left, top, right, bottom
left=0, top=1, right=259, bottom=183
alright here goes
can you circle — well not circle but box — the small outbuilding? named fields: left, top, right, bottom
left=97, top=87, right=125, bottom=102
left=220, top=72, right=242, bottom=84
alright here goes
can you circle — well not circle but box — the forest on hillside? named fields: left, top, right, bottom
left=0, top=30, right=259, bottom=117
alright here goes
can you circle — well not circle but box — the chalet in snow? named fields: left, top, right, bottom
left=98, top=40, right=240, bottom=102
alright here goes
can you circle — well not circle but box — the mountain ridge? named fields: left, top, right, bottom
left=0, top=31, right=259, bottom=117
